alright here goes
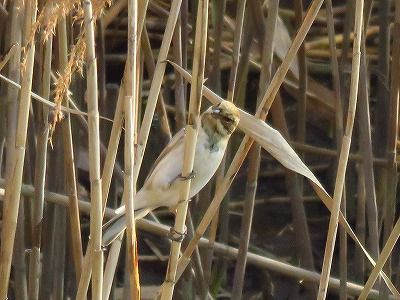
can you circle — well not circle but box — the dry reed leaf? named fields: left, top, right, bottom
left=239, top=110, right=320, bottom=186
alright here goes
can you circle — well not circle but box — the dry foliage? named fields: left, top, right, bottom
left=0, top=0, right=399, bottom=300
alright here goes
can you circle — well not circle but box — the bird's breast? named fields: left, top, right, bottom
left=189, top=137, right=226, bottom=197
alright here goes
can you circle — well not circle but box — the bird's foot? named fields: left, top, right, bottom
left=178, top=171, right=196, bottom=181
left=168, top=225, right=187, bottom=242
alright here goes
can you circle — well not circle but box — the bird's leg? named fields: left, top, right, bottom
left=178, top=170, right=196, bottom=181
left=168, top=225, right=187, bottom=242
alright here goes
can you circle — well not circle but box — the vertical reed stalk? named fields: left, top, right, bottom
left=325, top=1, right=348, bottom=297
left=380, top=0, right=398, bottom=295
left=226, top=0, right=246, bottom=103
left=357, top=24, right=379, bottom=289
left=213, top=0, right=247, bottom=294
left=231, top=1, right=278, bottom=298
left=201, top=1, right=226, bottom=294
left=76, top=82, right=124, bottom=300
left=293, top=0, right=307, bottom=144
left=160, top=1, right=209, bottom=299
left=317, top=0, right=364, bottom=298
left=133, top=0, right=182, bottom=180
left=4, top=0, right=22, bottom=184
left=0, top=1, right=36, bottom=297
left=29, top=21, right=53, bottom=300
left=141, top=27, right=172, bottom=141
left=172, top=9, right=186, bottom=130
left=271, top=95, right=317, bottom=297
left=58, top=16, right=83, bottom=283
left=357, top=2, right=400, bottom=298
left=83, top=1, right=103, bottom=299
left=77, top=1, right=149, bottom=295
left=355, top=166, right=366, bottom=282
left=124, top=0, right=140, bottom=298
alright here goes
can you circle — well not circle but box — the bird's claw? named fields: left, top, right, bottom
left=178, top=171, right=196, bottom=181
left=168, top=226, right=187, bottom=242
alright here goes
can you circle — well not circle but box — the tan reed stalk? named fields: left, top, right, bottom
left=57, top=16, right=83, bottom=283
left=357, top=2, right=400, bottom=298
left=289, top=141, right=388, bottom=165
left=231, top=2, right=279, bottom=298
left=274, top=94, right=319, bottom=294
left=133, top=0, right=182, bottom=182
left=208, top=239, right=384, bottom=299
left=211, top=0, right=247, bottom=294
left=378, top=0, right=396, bottom=295
left=355, top=166, right=366, bottom=281
left=0, top=182, right=117, bottom=219
left=28, top=22, right=53, bottom=300
left=358, top=221, right=400, bottom=299
left=0, top=1, right=36, bottom=297
left=77, top=0, right=149, bottom=293
left=226, top=0, right=246, bottom=103
left=98, top=18, right=106, bottom=119
left=169, top=0, right=327, bottom=281
left=0, top=44, right=18, bottom=72
left=141, top=27, right=172, bottom=141
left=325, top=0, right=348, bottom=297
left=172, top=9, right=185, bottom=130
left=357, top=11, right=380, bottom=295
left=83, top=1, right=104, bottom=298
left=102, top=233, right=124, bottom=299
left=201, top=1, right=226, bottom=293
left=317, top=0, right=364, bottom=298
left=103, top=0, right=128, bottom=28
left=197, top=2, right=227, bottom=294
left=359, top=7, right=381, bottom=280
left=160, top=1, right=209, bottom=299
left=75, top=81, right=125, bottom=300
left=123, top=0, right=140, bottom=298
left=4, top=0, right=22, bottom=185
left=293, top=0, right=307, bottom=144
left=100, top=3, right=150, bottom=298
left=3, top=5, right=23, bottom=277
left=305, top=25, right=379, bottom=50
left=255, top=4, right=316, bottom=296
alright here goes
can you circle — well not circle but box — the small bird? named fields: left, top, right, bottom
left=102, top=100, right=240, bottom=246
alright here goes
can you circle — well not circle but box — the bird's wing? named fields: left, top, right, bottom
left=144, top=128, right=185, bottom=190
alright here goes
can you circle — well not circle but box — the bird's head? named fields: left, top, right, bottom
left=201, top=101, right=240, bottom=138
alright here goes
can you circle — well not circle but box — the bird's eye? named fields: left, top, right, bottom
left=212, top=107, right=221, bottom=114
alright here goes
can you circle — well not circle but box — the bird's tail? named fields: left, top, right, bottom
left=102, top=208, right=150, bottom=247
